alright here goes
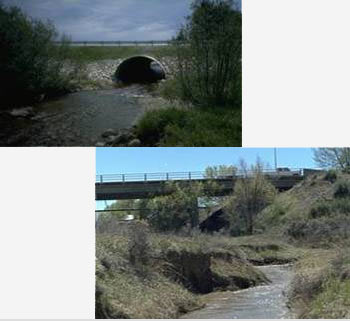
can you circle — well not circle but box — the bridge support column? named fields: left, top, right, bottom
left=188, top=197, right=199, bottom=228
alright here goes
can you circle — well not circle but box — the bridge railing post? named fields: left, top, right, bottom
left=122, top=174, right=125, bottom=182
left=166, top=173, right=169, bottom=180
left=144, top=173, right=147, bottom=182
left=189, top=172, right=191, bottom=180
left=100, top=175, right=103, bottom=183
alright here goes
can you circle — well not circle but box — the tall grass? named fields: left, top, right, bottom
left=136, top=105, right=241, bottom=146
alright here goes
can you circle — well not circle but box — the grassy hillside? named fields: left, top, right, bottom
left=256, top=170, right=350, bottom=318
left=69, top=45, right=177, bottom=62
left=257, top=171, right=350, bottom=245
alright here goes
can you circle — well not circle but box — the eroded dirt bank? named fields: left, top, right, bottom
left=181, top=264, right=294, bottom=319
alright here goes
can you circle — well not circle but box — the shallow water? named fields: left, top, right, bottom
left=1, top=85, right=151, bottom=146
left=181, top=264, right=293, bottom=319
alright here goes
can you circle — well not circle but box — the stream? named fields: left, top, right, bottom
left=181, top=264, right=293, bottom=319
left=1, top=85, right=154, bottom=146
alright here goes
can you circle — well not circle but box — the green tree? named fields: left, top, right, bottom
left=224, top=160, right=277, bottom=235
left=147, top=182, right=204, bottom=232
left=204, top=164, right=237, bottom=178
left=200, top=165, right=237, bottom=208
left=0, top=2, right=71, bottom=108
left=313, top=148, right=350, bottom=172
left=174, top=0, right=241, bottom=106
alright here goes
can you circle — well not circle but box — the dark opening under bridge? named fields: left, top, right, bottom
left=115, top=55, right=166, bottom=83
left=95, top=168, right=320, bottom=201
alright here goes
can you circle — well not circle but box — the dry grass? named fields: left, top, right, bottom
left=96, top=229, right=202, bottom=318
left=96, top=226, right=296, bottom=318
left=97, top=270, right=201, bottom=318
left=288, top=247, right=350, bottom=318
left=211, top=258, right=268, bottom=291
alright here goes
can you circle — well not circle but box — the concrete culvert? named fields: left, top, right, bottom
left=115, top=55, right=166, bottom=84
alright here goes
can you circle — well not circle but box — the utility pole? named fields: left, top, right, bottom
left=274, top=148, right=278, bottom=170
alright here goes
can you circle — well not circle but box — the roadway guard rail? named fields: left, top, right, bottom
left=96, top=168, right=305, bottom=183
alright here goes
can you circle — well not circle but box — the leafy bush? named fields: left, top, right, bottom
left=0, top=3, right=71, bottom=108
left=324, top=170, right=338, bottom=183
left=174, top=0, right=241, bottom=107
left=334, top=180, right=350, bottom=199
left=146, top=182, right=204, bottom=232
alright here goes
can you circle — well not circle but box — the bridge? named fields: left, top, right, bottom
left=54, top=40, right=172, bottom=47
left=95, top=169, right=314, bottom=201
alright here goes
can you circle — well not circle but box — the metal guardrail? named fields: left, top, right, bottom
left=54, top=40, right=172, bottom=46
left=96, top=168, right=305, bottom=183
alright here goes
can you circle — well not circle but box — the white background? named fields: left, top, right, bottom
left=0, top=148, right=95, bottom=319
left=244, top=0, right=350, bottom=146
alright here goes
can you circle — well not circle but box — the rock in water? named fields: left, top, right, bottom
left=128, top=138, right=141, bottom=147
left=9, top=107, right=34, bottom=118
left=101, top=128, right=118, bottom=138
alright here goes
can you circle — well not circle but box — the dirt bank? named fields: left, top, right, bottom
left=95, top=227, right=299, bottom=319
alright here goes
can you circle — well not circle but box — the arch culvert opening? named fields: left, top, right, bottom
left=115, top=55, right=166, bottom=84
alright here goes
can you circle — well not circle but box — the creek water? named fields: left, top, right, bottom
left=181, top=264, right=293, bottom=319
left=1, top=85, right=152, bottom=146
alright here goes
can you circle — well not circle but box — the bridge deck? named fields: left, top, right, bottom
left=95, top=170, right=305, bottom=200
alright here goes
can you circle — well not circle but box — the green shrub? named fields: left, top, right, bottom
left=334, top=180, right=350, bottom=199
left=0, top=3, right=71, bottom=108
left=324, top=170, right=338, bottom=183
left=147, top=182, right=203, bottom=232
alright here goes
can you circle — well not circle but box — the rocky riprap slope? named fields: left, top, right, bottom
left=64, top=57, right=176, bottom=90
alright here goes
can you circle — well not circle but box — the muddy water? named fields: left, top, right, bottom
left=1, top=85, right=152, bottom=146
left=182, top=264, right=293, bottom=319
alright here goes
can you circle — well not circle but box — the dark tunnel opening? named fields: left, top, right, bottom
left=115, top=55, right=166, bottom=84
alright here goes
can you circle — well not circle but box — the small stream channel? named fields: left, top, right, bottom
left=181, top=264, right=294, bottom=319
left=1, top=85, right=154, bottom=146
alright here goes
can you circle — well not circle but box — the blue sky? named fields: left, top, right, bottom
left=96, top=148, right=315, bottom=174
left=2, top=0, right=241, bottom=41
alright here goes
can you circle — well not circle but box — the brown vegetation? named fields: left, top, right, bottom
left=95, top=222, right=295, bottom=319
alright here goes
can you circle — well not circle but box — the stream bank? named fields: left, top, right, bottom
left=96, top=229, right=300, bottom=319
left=181, top=264, right=294, bottom=319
